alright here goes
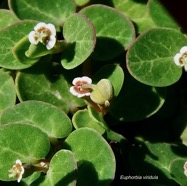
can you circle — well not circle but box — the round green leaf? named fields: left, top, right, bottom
left=0, top=9, right=18, bottom=30
left=61, top=13, right=96, bottom=69
left=32, top=150, right=77, bottom=186
left=110, top=69, right=166, bottom=122
left=0, top=71, right=16, bottom=113
left=9, top=0, right=76, bottom=26
left=0, top=21, right=36, bottom=69
left=127, top=28, right=187, bottom=87
left=93, top=64, right=124, bottom=97
left=15, top=60, right=85, bottom=113
left=64, top=128, right=116, bottom=186
left=0, top=123, right=50, bottom=181
left=80, top=4, right=135, bottom=60
left=72, top=107, right=106, bottom=134
left=112, top=0, right=156, bottom=33
left=148, top=0, right=179, bottom=29
left=0, top=101, right=72, bottom=139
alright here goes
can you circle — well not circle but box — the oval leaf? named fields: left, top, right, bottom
left=80, top=4, right=135, bottom=60
left=72, top=107, right=106, bottom=134
left=0, top=123, right=50, bottom=181
left=32, top=150, right=77, bottom=186
left=0, top=71, right=16, bottom=113
left=109, top=69, right=166, bottom=122
left=0, top=21, right=36, bottom=69
left=0, top=101, right=72, bottom=139
left=9, top=0, right=76, bottom=26
left=64, top=128, right=116, bottom=186
left=15, top=60, right=85, bottom=113
left=61, top=13, right=96, bottom=69
left=127, top=28, right=187, bottom=87
left=112, top=0, right=156, bottom=33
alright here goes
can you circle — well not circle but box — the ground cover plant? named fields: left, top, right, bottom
left=0, top=0, right=187, bottom=185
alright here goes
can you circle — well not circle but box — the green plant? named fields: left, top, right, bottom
left=1, top=0, right=187, bottom=185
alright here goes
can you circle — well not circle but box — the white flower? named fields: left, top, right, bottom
left=28, top=22, right=56, bottom=50
left=174, top=46, right=187, bottom=71
left=70, top=76, right=92, bottom=98
left=8, top=159, right=24, bottom=182
left=184, top=161, right=187, bottom=176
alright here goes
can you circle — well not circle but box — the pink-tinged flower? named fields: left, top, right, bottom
left=174, top=46, right=187, bottom=71
left=70, top=76, right=92, bottom=98
left=28, top=22, right=56, bottom=50
left=8, top=159, right=25, bottom=182
left=184, top=161, right=187, bottom=176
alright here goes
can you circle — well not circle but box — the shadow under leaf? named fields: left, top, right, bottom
left=30, top=169, right=77, bottom=186
left=129, top=143, right=178, bottom=186
left=158, top=0, right=187, bottom=32
left=76, top=160, right=114, bottom=186
left=61, top=42, right=76, bottom=64
left=91, top=36, right=124, bottom=61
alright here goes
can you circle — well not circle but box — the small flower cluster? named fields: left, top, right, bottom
left=69, top=76, right=113, bottom=108
left=8, top=159, right=50, bottom=182
left=174, top=46, right=187, bottom=71
left=70, top=76, right=93, bottom=98
left=28, top=22, right=56, bottom=50
left=8, top=160, right=24, bottom=182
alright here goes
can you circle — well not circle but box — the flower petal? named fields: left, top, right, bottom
left=34, top=22, right=47, bottom=31
left=174, top=53, right=183, bottom=66
left=28, top=31, right=39, bottom=45
left=78, top=92, right=91, bottom=97
left=72, top=76, right=92, bottom=85
left=47, top=23, right=56, bottom=36
left=46, top=35, right=56, bottom=50
left=72, top=77, right=83, bottom=85
left=81, top=76, right=92, bottom=84
left=69, top=86, right=79, bottom=96
left=184, top=64, right=187, bottom=72
left=180, top=46, right=187, bottom=54
left=15, top=160, right=22, bottom=165
left=69, top=86, right=91, bottom=98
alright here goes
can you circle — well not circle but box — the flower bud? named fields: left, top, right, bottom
left=90, top=79, right=114, bottom=106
